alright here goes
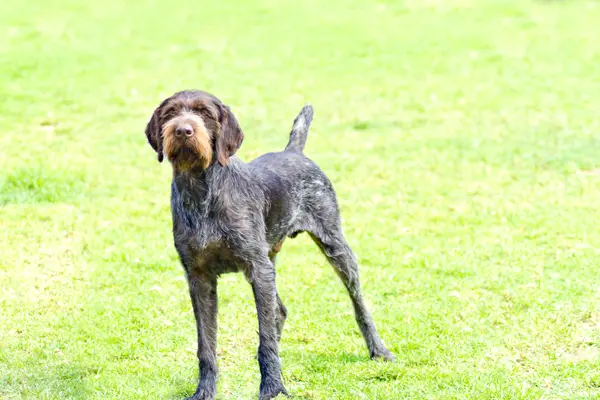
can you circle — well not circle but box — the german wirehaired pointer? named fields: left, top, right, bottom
left=144, top=90, right=394, bottom=400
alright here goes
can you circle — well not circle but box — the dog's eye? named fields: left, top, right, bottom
left=198, top=109, right=213, bottom=119
left=162, top=108, right=177, bottom=120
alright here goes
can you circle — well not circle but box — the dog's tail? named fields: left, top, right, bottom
left=285, top=104, right=314, bottom=153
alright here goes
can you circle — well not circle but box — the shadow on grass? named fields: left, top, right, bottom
left=168, top=377, right=195, bottom=400
left=286, top=349, right=369, bottom=367
left=168, top=379, right=239, bottom=400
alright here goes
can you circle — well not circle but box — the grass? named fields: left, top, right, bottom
left=2, top=0, right=600, bottom=398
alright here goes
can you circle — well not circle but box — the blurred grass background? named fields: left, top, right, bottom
left=2, top=0, right=600, bottom=399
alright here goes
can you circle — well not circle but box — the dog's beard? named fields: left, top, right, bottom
left=162, top=117, right=213, bottom=170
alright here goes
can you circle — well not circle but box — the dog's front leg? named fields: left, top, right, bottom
left=185, top=270, right=218, bottom=400
left=249, top=258, right=287, bottom=400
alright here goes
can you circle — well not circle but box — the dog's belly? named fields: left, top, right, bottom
left=183, top=240, right=241, bottom=275
left=174, top=221, right=241, bottom=275
left=263, top=190, right=303, bottom=246
left=197, top=248, right=240, bottom=275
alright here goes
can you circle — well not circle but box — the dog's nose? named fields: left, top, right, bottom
left=175, top=125, right=194, bottom=137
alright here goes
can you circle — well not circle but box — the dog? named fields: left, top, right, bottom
left=144, top=90, right=394, bottom=400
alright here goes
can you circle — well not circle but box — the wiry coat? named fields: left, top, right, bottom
left=145, top=90, right=394, bottom=400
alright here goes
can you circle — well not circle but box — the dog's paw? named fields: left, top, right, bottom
left=185, top=387, right=214, bottom=400
left=259, top=379, right=288, bottom=400
left=371, top=348, right=396, bottom=362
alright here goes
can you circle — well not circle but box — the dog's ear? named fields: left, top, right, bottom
left=215, top=103, right=244, bottom=166
left=145, top=100, right=167, bottom=162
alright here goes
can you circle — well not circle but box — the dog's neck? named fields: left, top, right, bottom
left=171, top=158, right=242, bottom=214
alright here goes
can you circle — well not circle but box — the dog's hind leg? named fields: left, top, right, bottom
left=269, top=242, right=287, bottom=343
left=309, top=225, right=395, bottom=362
left=274, top=293, right=287, bottom=343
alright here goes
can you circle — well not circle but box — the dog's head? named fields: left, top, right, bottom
left=145, top=90, right=244, bottom=170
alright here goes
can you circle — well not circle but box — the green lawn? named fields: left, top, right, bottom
left=2, top=0, right=600, bottom=398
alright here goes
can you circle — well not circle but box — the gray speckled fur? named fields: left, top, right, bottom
left=147, top=94, right=394, bottom=400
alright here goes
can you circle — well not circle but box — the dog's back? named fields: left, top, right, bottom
left=249, top=105, right=340, bottom=246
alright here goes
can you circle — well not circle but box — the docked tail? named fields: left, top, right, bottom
left=285, top=104, right=314, bottom=153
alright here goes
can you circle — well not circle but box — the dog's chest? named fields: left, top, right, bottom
left=172, top=208, right=242, bottom=273
left=173, top=208, right=222, bottom=248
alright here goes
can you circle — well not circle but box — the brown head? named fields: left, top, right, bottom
left=145, top=90, right=244, bottom=170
